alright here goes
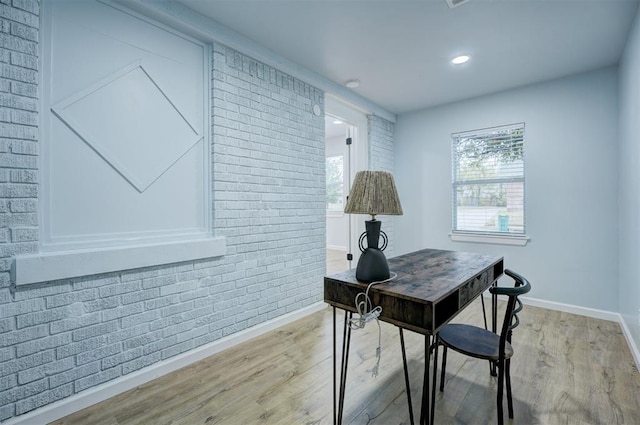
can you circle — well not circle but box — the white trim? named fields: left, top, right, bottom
left=487, top=294, right=640, bottom=370
left=517, top=295, right=619, bottom=322
left=449, top=232, right=530, bottom=246
left=0, top=302, right=327, bottom=425
left=50, top=61, right=203, bottom=194
left=325, top=94, right=369, bottom=267
left=619, top=315, right=640, bottom=371
left=13, top=237, right=226, bottom=286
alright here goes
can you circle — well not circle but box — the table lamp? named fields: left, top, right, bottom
left=344, top=170, right=403, bottom=283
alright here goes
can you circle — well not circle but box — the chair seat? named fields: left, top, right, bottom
left=438, top=323, right=514, bottom=361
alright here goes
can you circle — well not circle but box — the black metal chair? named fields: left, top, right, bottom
left=431, top=269, right=531, bottom=425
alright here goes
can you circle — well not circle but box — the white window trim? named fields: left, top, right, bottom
left=451, top=123, right=527, bottom=244
left=449, top=232, right=530, bottom=246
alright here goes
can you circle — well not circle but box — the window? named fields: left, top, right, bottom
left=326, top=155, right=345, bottom=212
left=451, top=123, right=525, bottom=240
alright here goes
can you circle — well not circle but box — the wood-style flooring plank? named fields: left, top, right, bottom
left=51, top=298, right=640, bottom=425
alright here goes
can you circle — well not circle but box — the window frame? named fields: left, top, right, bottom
left=449, top=123, right=530, bottom=246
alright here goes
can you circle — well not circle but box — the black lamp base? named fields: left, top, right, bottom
left=355, top=248, right=390, bottom=283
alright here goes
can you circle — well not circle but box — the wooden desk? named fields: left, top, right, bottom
left=324, top=248, right=504, bottom=425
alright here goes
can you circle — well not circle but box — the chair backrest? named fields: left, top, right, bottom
left=489, top=269, right=531, bottom=359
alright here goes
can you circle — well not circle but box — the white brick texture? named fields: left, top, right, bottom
left=0, top=2, right=326, bottom=419
left=368, top=115, right=398, bottom=256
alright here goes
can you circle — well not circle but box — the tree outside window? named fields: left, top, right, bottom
left=452, top=124, right=525, bottom=235
left=326, top=155, right=344, bottom=212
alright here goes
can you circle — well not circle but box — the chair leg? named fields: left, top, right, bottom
left=505, top=358, right=514, bottom=419
left=439, top=345, right=447, bottom=392
left=496, top=360, right=505, bottom=425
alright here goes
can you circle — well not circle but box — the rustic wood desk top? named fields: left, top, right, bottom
left=324, top=248, right=504, bottom=335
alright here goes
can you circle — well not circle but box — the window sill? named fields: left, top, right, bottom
left=449, top=232, right=530, bottom=246
left=12, top=237, right=226, bottom=286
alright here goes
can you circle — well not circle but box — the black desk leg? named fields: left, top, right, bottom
left=430, top=338, right=438, bottom=425
left=491, top=282, right=498, bottom=376
left=419, top=334, right=432, bottom=425
left=336, top=311, right=352, bottom=425
left=399, top=328, right=415, bottom=425
left=333, top=306, right=338, bottom=425
left=481, top=293, right=488, bottom=330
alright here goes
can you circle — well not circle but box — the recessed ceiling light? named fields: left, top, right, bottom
left=333, top=120, right=343, bottom=125
left=452, top=55, right=470, bottom=65
left=345, top=80, right=360, bottom=88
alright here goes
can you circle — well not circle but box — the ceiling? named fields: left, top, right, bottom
left=176, top=0, right=638, bottom=115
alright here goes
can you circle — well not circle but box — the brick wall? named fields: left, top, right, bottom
left=0, top=3, right=326, bottom=419
left=368, top=115, right=398, bottom=256
left=211, top=41, right=326, bottom=326
left=0, top=1, right=42, bottom=420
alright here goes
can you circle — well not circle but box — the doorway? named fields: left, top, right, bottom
left=325, top=95, right=368, bottom=275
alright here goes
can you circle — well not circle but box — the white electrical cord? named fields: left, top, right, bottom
left=348, top=272, right=398, bottom=377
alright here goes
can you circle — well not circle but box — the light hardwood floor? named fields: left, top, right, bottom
left=327, top=248, right=349, bottom=275
left=51, top=299, right=640, bottom=425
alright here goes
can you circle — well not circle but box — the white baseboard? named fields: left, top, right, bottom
left=618, top=315, right=640, bottom=371
left=1, top=301, right=327, bottom=425
left=518, top=295, right=619, bottom=322
left=492, top=294, right=640, bottom=370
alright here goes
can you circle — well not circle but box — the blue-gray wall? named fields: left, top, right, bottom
left=394, top=67, right=620, bottom=312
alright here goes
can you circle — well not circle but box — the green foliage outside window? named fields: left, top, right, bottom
left=326, top=155, right=344, bottom=211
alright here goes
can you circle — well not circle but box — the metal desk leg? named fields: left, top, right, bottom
left=399, top=328, right=415, bottom=425
left=481, top=293, right=488, bottom=330
left=333, top=306, right=338, bottom=425
left=430, top=338, right=438, bottom=425
left=419, top=334, right=432, bottom=425
left=491, top=282, right=498, bottom=376
left=336, top=311, right=352, bottom=425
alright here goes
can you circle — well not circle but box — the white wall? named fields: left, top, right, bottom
left=394, top=67, right=619, bottom=311
left=619, top=7, right=640, bottom=351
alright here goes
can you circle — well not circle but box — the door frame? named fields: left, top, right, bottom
left=325, top=93, right=369, bottom=268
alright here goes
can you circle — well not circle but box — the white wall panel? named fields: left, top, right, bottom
left=43, top=0, right=209, bottom=249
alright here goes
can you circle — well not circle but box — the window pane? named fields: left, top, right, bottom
left=452, top=123, right=525, bottom=235
left=454, top=182, right=524, bottom=233
left=326, top=155, right=344, bottom=211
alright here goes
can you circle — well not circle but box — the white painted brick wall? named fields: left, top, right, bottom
left=368, top=115, right=398, bottom=256
left=0, top=3, right=326, bottom=419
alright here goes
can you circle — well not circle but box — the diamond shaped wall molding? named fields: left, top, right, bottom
left=51, top=61, right=202, bottom=193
